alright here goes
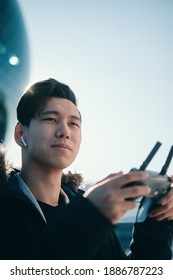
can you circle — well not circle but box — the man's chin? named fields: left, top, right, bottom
left=52, top=161, right=73, bottom=171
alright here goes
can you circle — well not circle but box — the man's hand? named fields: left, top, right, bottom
left=148, top=176, right=173, bottom=221
left=84, top=171, right=151, bottom=224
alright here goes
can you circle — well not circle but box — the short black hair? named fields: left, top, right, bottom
left=17, top=78, right=79, bottom=126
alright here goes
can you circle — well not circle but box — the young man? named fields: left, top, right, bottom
left=0, top=78, right=172, bottom=259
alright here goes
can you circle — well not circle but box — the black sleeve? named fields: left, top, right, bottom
left=129, top=217, right=173, bottom=259
left=0, top=198, right=45, bottom=259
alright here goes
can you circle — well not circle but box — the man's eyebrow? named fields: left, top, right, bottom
left=42, top=110, right=60, bottom=116
left=70, top=115, right=82, bottom=122
left=41, top=110, right=81, bottom=121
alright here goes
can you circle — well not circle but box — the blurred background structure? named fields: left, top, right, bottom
left=0, top=93, right=7, bottom=141
left=0, top=0, right=30, bottom=142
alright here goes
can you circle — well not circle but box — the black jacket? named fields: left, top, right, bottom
left=0, top=146, right=172, bottom=259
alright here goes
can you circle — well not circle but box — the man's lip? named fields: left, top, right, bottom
left=52, top=144, right=71, bottom=150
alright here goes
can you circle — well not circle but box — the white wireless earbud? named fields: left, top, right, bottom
left=21, top=136, right=28, bottom=147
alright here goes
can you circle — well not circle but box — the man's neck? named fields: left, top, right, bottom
left=20, top=165, right=63, bottom=206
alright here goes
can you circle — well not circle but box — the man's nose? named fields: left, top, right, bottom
left=55, top=123, right=70, bottom=139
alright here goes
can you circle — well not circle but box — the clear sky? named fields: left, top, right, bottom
left=8, top=0, right=173, bottom=183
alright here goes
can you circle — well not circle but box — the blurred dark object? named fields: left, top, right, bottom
left=0, top=93, right=7, bottom=142
left=0, top=0, right=30, bottom=141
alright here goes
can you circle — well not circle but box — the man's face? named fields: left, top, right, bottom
left=23, top=97, right=82, bottom=171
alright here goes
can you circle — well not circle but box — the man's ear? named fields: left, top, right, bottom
left=14, top=122, right=27, bottom=147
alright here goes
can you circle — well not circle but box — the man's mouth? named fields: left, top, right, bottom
left=52, top=144, right=71, bottom=151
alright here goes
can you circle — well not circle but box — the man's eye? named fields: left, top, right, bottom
left=43, top=118, right=57, bottom=123
left=70, top=122, right=80, bottom=127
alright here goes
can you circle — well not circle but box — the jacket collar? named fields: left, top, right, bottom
left=14, top=172, right=47, bottom=223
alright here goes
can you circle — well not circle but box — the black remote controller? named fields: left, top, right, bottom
left=122, top=142, right=173, bottom=222
left=123, top=169, right=172, bottom=199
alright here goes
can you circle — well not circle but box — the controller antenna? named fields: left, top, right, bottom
left=159, top=145, right=173, bottom=175
left=139, top=141, right=162, bottom=170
